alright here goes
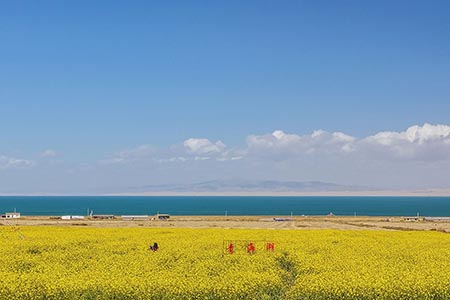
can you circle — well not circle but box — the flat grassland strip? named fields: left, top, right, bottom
left=8, top=215, right=450, bottom=232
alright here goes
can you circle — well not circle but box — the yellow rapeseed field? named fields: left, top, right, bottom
left=1, top=226, right=450, bottom=299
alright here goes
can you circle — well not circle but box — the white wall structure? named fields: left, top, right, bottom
left=5, top=212, right=20, bottom=219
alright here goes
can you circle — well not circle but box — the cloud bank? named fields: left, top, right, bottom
left=247, top=129, right=356, bottom=157
left=98, top=123, right=450, bottom=166
left=246, top=123, right=450, bottom=162
left=1, top=123, right=450, bottom=193
left=94, top=123, right=450, bottom=190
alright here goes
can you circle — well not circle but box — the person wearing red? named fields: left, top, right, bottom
left=247, top=242, right=255, bottom=254
left=227, top=243, right=234, bottom=254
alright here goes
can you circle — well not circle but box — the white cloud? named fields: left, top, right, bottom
left=332, top=132, right=355, bottom=143
left=365, top=123, right=450, bottom=145
left=183, top=138, right=226, bottom=155
left=361, top=123, right=450, bottom=161
left=41, top=149, right=58, bottom=158
left=246, top=130, right=301, bottom=152
left=0, top=155, right=34, bottom=169
left=247, top=129, right=355, bottom=157
left=245, top=124, right=450, bottom=162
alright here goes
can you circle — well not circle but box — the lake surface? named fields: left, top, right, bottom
left=1, top=196, right=450, bottom=216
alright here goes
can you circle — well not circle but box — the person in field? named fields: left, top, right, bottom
left=149, top=242, right=159, bottom=252
left=227, top=242, right=234, bottom=254
left=247, top=242, right=255, bottom=254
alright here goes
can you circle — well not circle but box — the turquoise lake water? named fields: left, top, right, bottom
left=1, top=196, right=450, bottom=216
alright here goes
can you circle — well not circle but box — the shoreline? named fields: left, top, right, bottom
left=115, top=189, right=450, bottom=197
left=4, top=215, right=450, bottom=232
left=2, top=189, right=450, bottom=197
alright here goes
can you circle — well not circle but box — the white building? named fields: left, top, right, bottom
left=5, top=212, right=21, bottom=219
left=61, top=215, right=85, bottom=220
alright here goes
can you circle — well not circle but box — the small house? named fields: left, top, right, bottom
left=61, top=215, right=85, bottom=220
left=5, top=212, right=20, bottom=219
left=92, top=214, right=115, bottom=220
left=403, top=216, right=423, bottom=222
left=156, top=214, right=170, bottom=220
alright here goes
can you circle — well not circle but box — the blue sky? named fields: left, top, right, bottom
left=1, top=1, right=450, bottom=193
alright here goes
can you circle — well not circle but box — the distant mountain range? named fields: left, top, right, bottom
left=128, top=180, right=370, bottom=193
